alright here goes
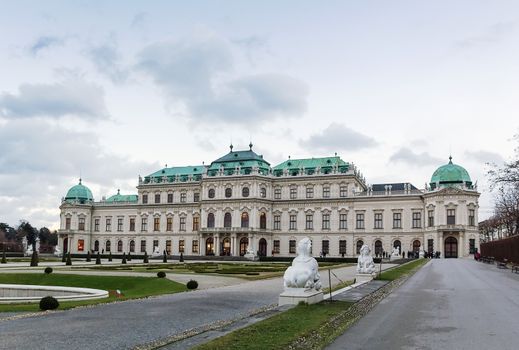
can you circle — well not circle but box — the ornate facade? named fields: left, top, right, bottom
left=58, top=146, right=480, bottom=259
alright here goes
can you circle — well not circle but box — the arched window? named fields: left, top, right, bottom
left=241, top=212, right=249, bottom=228
left=224, top=212, right=232, bottom=228
left=225, top=187, right=232, bottom=198
left=239, top=237, right=248, bottom=256
left=117, top=240, right=123, bottom=252
left=105, top=240, right=111, bottom=252
left=242, top=187, right=249, bottom=197
left=206, top=237, right=214, bottom=255
left=221, top=237, right=231, bottom=256
left=260, top=213, right=267, bottom=229
left=413, top=240, right=421, bottom=253
left=129, top=240, right=135, bottom=253
left=94, top=240, right=99, bottom=252
left=375, top=240, right=383, bottom=256
left=207, top=213, right=215, bottom=228
left=260, top=187, right=266, bottom=198
left=208, top=188, right=215, bottom=198
left=356, top=240, right=364, bottom=254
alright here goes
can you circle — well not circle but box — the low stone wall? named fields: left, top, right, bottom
left=0, top=284, right=108, bottom=304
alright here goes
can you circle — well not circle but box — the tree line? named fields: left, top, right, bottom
left=0, top=221, right=58, bottom=251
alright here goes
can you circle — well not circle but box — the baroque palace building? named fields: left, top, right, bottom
left=58, top=144, right=480, bottom=259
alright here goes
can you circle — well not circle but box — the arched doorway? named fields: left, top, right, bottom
left=444, top=236, right=458, bottom=258
left=374, top=240, right=383, bottom=257
left=239, top=237, right=248, bottom=256
left=413, top=240, right=421, bottom=253
left=258, top=238, right=267, bottom=256
left=63, top=237, right=69, bottom=254
left=221, top=237, right=231, bottom=256
left=206, top=237, right=214, bottom=255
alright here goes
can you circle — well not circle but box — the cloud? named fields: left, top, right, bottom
left=29, top=36, right=64, bottom=55
left=455, top=21, right=516, bottom=49
left=87, top=43, right=129, bottom=83
left=0, top=79, right=108, bottom=119
left=300, top=123, right=378, bottom=153
left=136, top=34, right=308, bottom=123
left=131, top=12, right=149, bottom=29
left=389, top=147, right=442, bottom=166
left=465, top=150, right=504, bottom=165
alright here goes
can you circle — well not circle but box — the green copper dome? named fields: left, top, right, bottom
left=65, top=179, right=94, bottom=203
left=430, top=157, right=472, bottom=189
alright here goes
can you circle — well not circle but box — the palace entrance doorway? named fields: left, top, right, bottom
left=444, top=236, right=458, bottom=258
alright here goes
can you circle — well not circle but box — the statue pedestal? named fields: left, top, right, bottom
left=390, top=254, right=400, bottom=261
left=244, top=252, right=258, bottom=261
left=279, top=288, right=323, bottom=306
left=355, top=273, right=374, bottom=283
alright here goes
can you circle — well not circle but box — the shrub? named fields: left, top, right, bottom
left=95, top=252, right=101, bottom=265
left=163, top=250, right=168, bottom=263
left=1, top=250, right=6, bottom=264
left=122, top=253, right=127, bottom=264
left=39, top=296, right=59, bottom=310
left=108, top=252, right=112, bottom=262
left=127, top=252, right=132, bottom=261
left=186, top=280, right=198, bottom=290
left=44, top=267, right=53, bottom=274
left=157, top=271, right=166, bottom=278
left=65, top=252, right=72, bottom=266
left=143, top=252, right=149, bottom=263
left=86, top=251, right=91, bottom=262
left=179, top=252, right=184, bottom=262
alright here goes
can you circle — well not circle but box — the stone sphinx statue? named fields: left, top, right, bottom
left=53, top=246, right=62, bottom=257
left=357, top=245, right=376, bottom=274
left=151, top=246, right=161, bottom=257
left=392, top=246, right=400, bottom=257
left=283, top=237, right=321, bottom=290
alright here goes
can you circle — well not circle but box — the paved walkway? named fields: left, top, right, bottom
left=327, top=259, right=519, bottom=350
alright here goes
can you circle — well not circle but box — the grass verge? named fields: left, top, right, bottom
left=376, top=258, right=429, bottom=281
left=0, top=273, right=186, bottom=313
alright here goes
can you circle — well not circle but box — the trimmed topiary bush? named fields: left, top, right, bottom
left=186, top=280, right=198, bottom=290
left=122, top=253, right=127, bottom=264
left=95, top=252, right=101, bottom=265
left=163, top=250, right=168, bottom=263
left=127, top=252, right=132, bottom=261
left=86, top=250, right=91, bottom=262
left=39, top=296, right=59, bottom=310
left=143, top=251, right=149, bottom=263
left=108, top=252, right=112, bottom=262
left=179, top=252, right=184, bottom=262
left=65, top=252, right=72, bottom=266
left=44, top=267, right=53, bottom=274
left=157, top=271, right=166, bottom=278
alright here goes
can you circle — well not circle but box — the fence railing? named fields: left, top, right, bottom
left=480, top=235, right=519, bottom=263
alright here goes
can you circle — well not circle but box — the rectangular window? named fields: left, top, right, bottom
left=140, top=240, right=146, bottom=253
left=340, top=186, right=347, bottom=197
left=427, top=239, right=434, bottom=254
left=469, top=238, right=476, bottom=254
left=179, top=240, right=185, bottom=253
left=77, top=239, right=84, bottom=252
left=155, top=193, right=160, bottom=204
left=78, top=217, right=85, bottom=231
left=323, top=186, right=330, bottom=198
left=339, top=240, right=347, bottom=255
left=356, top=213, right=365, bottom=229
left=129, top=218, right=135, bottom=232
left=468, top=209, right=475, bottom=226
left=180, top=193, right=186, bottom=203
left=289, top=215, right=297, bottom=230
left=193, top=217, right=199, bottom=231
left=106, top=218, right=111, bottom=232
left=153, top=240, right=159, bottom=250
left=322, top=240, right=329, bottom=254
left=142, top=194, right=148, bottom=204
left=393, top=213, right=402, bottom=229
left=167, top=193, right=173, bottom=203
left=274, top=215, right=281, bottom=230
left=306, top=214, right=313, bottom=230
left=179, top=217, right=186, bottom=231
left=166, top=217, right=173, bottom=231
left=306, top=186, right=314, bottom=198
left=65, top=217, right=71, bottom=230
left=273, top=240, right=280, bottom=253
left=141, top=218, right=147, bottom=232
left=447, top=209, right=456, bottom=225
left=274, top=188, right=281, bottom=199
left=194, top=192, right=200, bottom=202
left=166, top=240, right=171, bottom=254
left=339, top=214, right=348, bottom=230
left=428, top=210, right=434, bottom=227
left=374, top=213, right=383, bottom=229
left=117, top=218, right=123, bottom=232
left=154, top=217, right=160, bottom=231
left=322, top=213, right=330, bottom=229
left=289, top=240, right=296, bottom=254
left=412, top=212, right=422, bottom=228
left=192, top=240, right=199, bottom=253
left=290, top=187, right=297, bottom=199
left=94, top=218, right=100, bottom=232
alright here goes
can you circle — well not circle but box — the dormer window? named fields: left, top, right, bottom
left=208, top=188, right=215, bottom=199
left=225, top=187, right=232, bottom=198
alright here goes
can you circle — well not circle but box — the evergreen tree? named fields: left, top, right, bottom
left=1, top=249, right=6, bottom=264
left=108, top=252, right=112, bottom=262
left=30, top=250, right=38, bottom=267
left=95, top=251, right=101, bottom=265
left=86, top=250, right=91, bottom=262
left=179, top=252, right=184, bottom=262
left=163, top=250, right=167, bottom=263
left=143, top=251, right=149, bottom=263
left=122, top=252, right=127, bottom=264
left=127, top=252, right=131, bottom=261
left=66, top=252, right=72, bottom=266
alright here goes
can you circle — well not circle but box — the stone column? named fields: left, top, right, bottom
left=201, top=235, right=206, bottom=256
left=214, top=235, right=219, bottom=256
left=459, top=232, right=464, bottom=257
left=439, top=231, right=444, bottom=258
left=231, top=234, right=236, bottom=256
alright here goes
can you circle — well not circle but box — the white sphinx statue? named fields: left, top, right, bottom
left=357, top=245, right=376, bottom=274
left=151, top=246, right=161, bottom=258
left=53, top=246, right=62, bottom=257
left=419, top=248, right=425, bottom=258
left=390, top=246, right=400, bottom=261
left=283, top=237, right=321, bottom=290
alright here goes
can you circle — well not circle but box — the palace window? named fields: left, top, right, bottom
left=339, top=240, right=347, bottom=255
left=289, top=240, right=296, bottom=254
left=179, top=217, right=186, bottom=231
left=117, top=218, right=123, bottom=232
left=260, top=187, right=267, bottom=198
left=242, top=187, right=250, bottom=197
left=289, top=215, right=297, bottom=230
left=374, top=213, right=383, bottom=229
left=94, top=240, right=99, bottom=252
left=142, top=194, right=148, bottom=204
left=356, top=213, right=365, bottom=229
left=78, top=217, right=85, bottom=231
left=427, top=239, right=434, bottom=254
left=339, top=214, right=348, bottom=230
left=273, top=240, right=280, bottom=254
left=260, top=213, right=267, bottom=229
left=469, top=239, right=476, bottom=254
left=305, top=214, right=313, bottom=230
left=179, top=240, right=185, bottom=253
left=322, top=213, right=330, bottom=229
left=166, top=217, right=173, bottom=231
left=356, top=240, right=364, bottom=254
left=447, top=209, right=456, bottom=225
left=274, top=188, right=281, bottom=199
left=153, top=240, right=158, bottom=250
left=322, top=240, right=329, bottom=255
left=94, top=218, right=99, bottom=232
left=306, top=186, right=314, bottom=199
left=129, top=240, right=135, bottom=253
left=129, top=218, right=135, bottom=232
left=428, top=210, right=434, bottom=227
left=65, top=217, right=71, bottom=230
left=207, top=213, right=215, bottom=228
left=166, top=240, right=171, bottom=254
left=106, top=218, right=111, bottom=232
left=225, top=188, right=232, bottom=198
left=77, top=239, right=84, bottom=252
left=392, top=213, right=401, bottom=228
left=241, top=212, right=249, bottom=228
left=180, top=193, right=186, bottom=203
left=155, top=193, right=160, bottom=204
left=141, top=218, right=147, bottom=232
left=274, top=215, right=281, bottom=230
left=194, top=192, right=200, bottom=202
left=340, top=186, right=347, bottom=197
left=290, top=187, right=297, bottom=199
left=105, top=240, right=111, bottom=252
left=469, top=209, right=475, bottom=226
left=224, top=213, right=232, bottom=228
left=117, top=240, right=123, bottom=252
left=192, top=240, right=199, bottom=253
left=208, top=189, right=215, bottom=199
left=412, top=212, right=422, bottom=228
left=167, top=193, right=173, bottom=203
left=140, top=240, right=146, bottom=253
left=154, top=217, right=160, bottom=231
left=193, top=217, right=200, bottom=231
left=323, top=186, right=330, bottom=198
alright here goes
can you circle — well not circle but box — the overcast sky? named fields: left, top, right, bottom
left=1, top=0, right=518, bottom=229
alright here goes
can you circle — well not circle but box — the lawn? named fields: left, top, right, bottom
left=0, top=273, right=186, bottom=312
left=376, top=258, right=429, bottom=281
left=193, top=301, right=353, bottom=350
